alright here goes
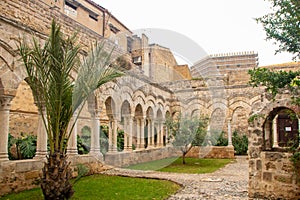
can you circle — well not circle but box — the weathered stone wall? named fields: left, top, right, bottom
left=173, top=64, right=192, bottom=80
left=249, top=151, right=299, bottom=199
left=0, top=155, right=108, bottom=197
left=105, top=146, right=181, bottom=167
left=248, top=93, right=300, bottom=199
left=186, top=146, right=235, bottom=159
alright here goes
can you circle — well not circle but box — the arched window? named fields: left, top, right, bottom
left=263, top=107, right=299, bottom=150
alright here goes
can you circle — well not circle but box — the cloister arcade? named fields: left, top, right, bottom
left=0, top=68, right=260, bottom=161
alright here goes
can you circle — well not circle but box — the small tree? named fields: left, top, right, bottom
left=166, top=114, right=208, bottom=164
left=18, top=20, right=123, bottom=199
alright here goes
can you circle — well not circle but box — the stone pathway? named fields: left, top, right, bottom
left=102, top=156, right=249, bottom=200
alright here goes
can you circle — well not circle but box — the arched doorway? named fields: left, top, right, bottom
left=105, top=97, right=117, bottom=152
left=121, top=100, right=132, bottom=151
left=134, top=104, right=144, bottom=150
left=263, top=107, right=299, bottom=150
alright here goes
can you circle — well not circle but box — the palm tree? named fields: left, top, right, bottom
left=18, top=20, right=123, bottom=199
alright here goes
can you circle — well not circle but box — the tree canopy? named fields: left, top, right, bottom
left=249, top=0, right=300, bottom=103
left=256, top=0, right=300, bottom=59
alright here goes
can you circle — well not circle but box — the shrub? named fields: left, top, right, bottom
left=77, top=135, right=89, bottom=154
left=8, top=133, right=37, bottom=160
left=117, top=130, right=124, bottom=151
left=232, top=131, right=248, bottom=155
left=214, top=131, right=228, bottom=146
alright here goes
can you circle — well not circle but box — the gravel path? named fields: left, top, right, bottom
left=101, top=156, right=249, bottom=200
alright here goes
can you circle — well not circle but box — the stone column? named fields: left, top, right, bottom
left=136, top=118, right=141, bottom=149
left=227, top=120, right=233, bottom=147
left=112, top=119, right=118, bottom=152
left=140, top=117, right=145, bottom=149
left=67, top=112, right=78, bottom=156
left=151, top=120, right=155, bottom=147
left=207, top=124, right=212, bottom=145
left=165, top=125, right=169, bottom=145
left=34, top=104, right=48, bottom=158
left=108, top=119, right=113, bottom=152
left=128, top=116, right=133, bottom=151
left=272, top=114, right=279, bottom=147
left=0, top=96, right=13, bottom=161
left=147, top=119, right=152, bottom=147
left=123, top=116, right=130, bottom=151
left=89, top=110, right=103, bottom=159
left=160, top=121, right=164, bottom=147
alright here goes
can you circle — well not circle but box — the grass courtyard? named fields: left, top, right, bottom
left=0, top=158, right=232, bottom=200
left=125, top=157, right=233, bottom=174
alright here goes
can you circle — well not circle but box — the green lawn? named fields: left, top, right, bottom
left=126, top=157, right=233, bottom=174
left=0, top=175, right=180, bottom=200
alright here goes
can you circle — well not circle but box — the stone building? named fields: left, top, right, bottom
left=0, top=0, right=299, bottom=198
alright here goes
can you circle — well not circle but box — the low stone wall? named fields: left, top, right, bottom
left=186, top=146, right=235, bottom=159
left=104, top=147, right=181, bottom=167
left=249, top=151, right=300, bottom=199
left=0, top=155, right=108, bottom=197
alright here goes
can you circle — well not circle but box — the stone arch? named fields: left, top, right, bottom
left=119, top=85, right=134, bottom=103
left=97, top=85, right=121, bottom=119
left=248, top=97, right=300, bottom=199
left=263, top=106, right=299, bottom=150
left=105, top=96, right=117, bottom=119
left=210, top=107, right=226, bottom=133
left=230, top=102, right=251, bottom=135
left=133, top=104, right=144, bottom=149
left=145, top=106, right=154, bottom=148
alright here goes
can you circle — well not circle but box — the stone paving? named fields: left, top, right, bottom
left=102, top=156, right=249, bottom=200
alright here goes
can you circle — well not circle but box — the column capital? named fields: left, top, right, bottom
left=90, top=109, right=101, bottom=119
left=0, top=95, right=13, bottom=111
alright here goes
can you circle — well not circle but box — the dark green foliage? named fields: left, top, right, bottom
left=232, top=131, right=248, bottom=155
left=8, top=133, right=37, bottom=160
left=8, top=133, right=15, bottom=160
left=77, top=135, right=89, bottom=154
left=248, top=68, right=299, bottom=98
left=256, top=0, right=300, bottom=59
left=214, top=131, right=229, bottom=146
left=117, top=129, right=124, bottom=151
left=213, top=131, right=248, bottom=155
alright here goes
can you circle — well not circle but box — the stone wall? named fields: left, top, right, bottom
left=248, top=93, right=300, bottom=199
left=105, top=147, right=181, bottom=167
left=186, top=146, right=235, bottom=159
left=0, top=155, right=108, bottom=197
left=248, top=151, right=299, bottom=199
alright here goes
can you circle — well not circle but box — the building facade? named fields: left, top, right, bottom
left=0, top=0, right=300, bottom=198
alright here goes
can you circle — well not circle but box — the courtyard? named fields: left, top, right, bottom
left=104, top=156, right=248, bottom=200
left=0, top=0, right=300, bottom=199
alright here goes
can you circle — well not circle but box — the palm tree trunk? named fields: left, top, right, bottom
left=182, top=152, right=186, bottom=164
left=41, top=151, right=74, bottom=200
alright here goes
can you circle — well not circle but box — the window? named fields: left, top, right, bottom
left=64, top=1, right=77, bottom=17
left=133, top=56, right=142, bottom=65
left=89, top=14, right=98, bottom=21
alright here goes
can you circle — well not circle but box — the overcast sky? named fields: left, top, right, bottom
left=94, top=0, right=295, bottom=66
